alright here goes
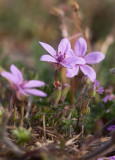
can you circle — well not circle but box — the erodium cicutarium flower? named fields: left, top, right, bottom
left=1, top=64, right=47, bottom=100
left=39, top=38, right=85, bottom=70
left=66, top=37, right=105, bottom=82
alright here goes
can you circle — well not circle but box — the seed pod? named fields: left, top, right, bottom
left=50, top=86, right=62, bottom=107
left=60, top=83, right=70, bottom=103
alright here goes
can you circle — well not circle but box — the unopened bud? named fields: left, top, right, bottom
left=70, top=1, right=79, bottom=12
left=82, top=75, right=90, bottom=85
left=64, top=106, right=69, bottom=111
left=0, top=108, right=4, bottom=124
left=88, top=87, right=96, bottom=97
left=50, top=7, right=64, bottom=17
left=109, top=68, right=115, bottom=75
left=50, top=86, right=62, bottom=107
left=82, top=106, right=90, bottom=115
left=0, top=110, right=3, bottom=117
left=60, top=83, right=70, bottom=103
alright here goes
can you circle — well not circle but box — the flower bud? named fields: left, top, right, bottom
left=0, top=108, right=4, bottom=124
left=88, top=87, right=96, bottom=97
left=70, top=1, right=79, bottom=12
left=60, top=83, right=70, bottom=103
left=64, top=106, right=69, bottom=111
left=0, top=110, right=3, bottom=117
left=50, top=7, right=64, bottom=17
left=50, top=86, right=62, bottom=107
left=82, top=75, right=90, bottom=85
left=82, top=106, right=90, bottom=115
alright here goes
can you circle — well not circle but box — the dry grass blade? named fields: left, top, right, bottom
left=65, top=132, right=83, bottom=146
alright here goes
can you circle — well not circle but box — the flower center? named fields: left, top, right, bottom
left=57, top=52, right=66, bottom=62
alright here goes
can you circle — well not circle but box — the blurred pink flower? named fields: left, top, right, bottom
left=103, top=95, right=113, bottom=103
left=107, top=125, right=115, bottom=131
left=66, top=37, right=105, bottom=82
left=98, top=156, right=115, bottom=160
left=39, top=38, right=84, bottom=70
left=1, top=64, right=47, bottom=100
left=103, top=88, right=115, bottom=103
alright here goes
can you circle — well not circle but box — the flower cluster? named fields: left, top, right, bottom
left=39, top=37, right=105, bottom=82
left=1, top=64, right=47, bottom=100
left=93, top=80, right=104, bottom=94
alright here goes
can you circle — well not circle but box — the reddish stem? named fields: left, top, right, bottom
left=9, top=92, right=15, bottom=113
left=54, top=70, right=58, bottom=86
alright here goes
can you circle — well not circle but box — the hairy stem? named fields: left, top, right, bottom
left=20, top=102, right=24, bottom=127
left=55, top=70, right=58, bottom=84
left=43, top=114, right=46, bottom=142
left=9, top=92, right=15, bottom=113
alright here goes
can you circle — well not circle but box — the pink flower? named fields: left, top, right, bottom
left=1, top=64, right=47, bottom=100
left=39, top=38, right=85, bottom=70
left=107, top=125, right=115, bottom=131
left=103, top=88, right=115, bottom=103
left=98, top=156, right=115, bottom=160
left=66, top=37, right=105, bottom=82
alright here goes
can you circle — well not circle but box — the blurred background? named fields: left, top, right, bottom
left=0, top=0, right=115, bottom=133
left=0, top=0, right=115, bottom=84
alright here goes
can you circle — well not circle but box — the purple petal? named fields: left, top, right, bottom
left=80, top=65, right=96, bottom=82
left=24, top=88, right=47, bottom=97
left=67, top=56, right=86, bottom=65
left=10, top=64, right=23, bottom=83
left=60, top=62, right=72, bottom=68
left=94, top=80, right=100, bottom=87
left=96, top=86, right=104, bottom=94
left=103, top=95, right=112, bottom=103
left=18, top=87, right=29, bottom=96
left=75, top=37, right=87, bottom=57
left=66, top=65, right=79, bottom=78
left=1, top=71, right=19, bottom=84
left=40, top=55, right=57, bottom=63
left=39, top=42, right=56, bottom=57
left=66, top=49, right=75, bottom=58
left=23, top=80, right=45, bottom=88
left=107, top=125, right=115, bottom=131
left=84, top=52, right=105, bottom=64
left=108, top=156, right=115, bottom=160
left=58, top=38, right=71, bottom=55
